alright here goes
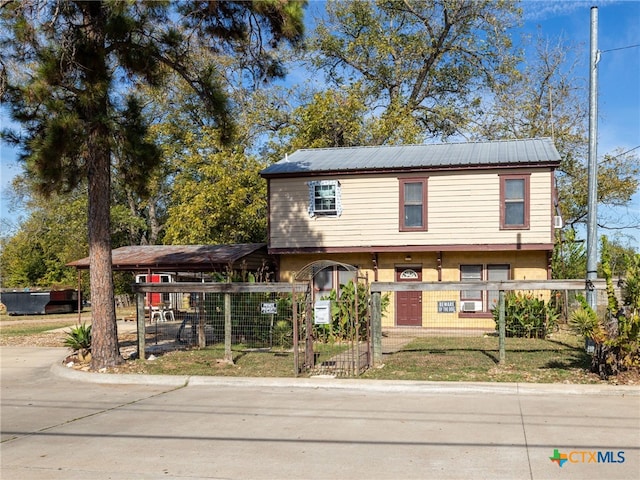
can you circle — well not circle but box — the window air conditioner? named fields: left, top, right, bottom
left=461, top=301, right=482, bottom=312
left=554, top=215, right=563, bottom=229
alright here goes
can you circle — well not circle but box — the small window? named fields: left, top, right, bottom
left=308, top=180, right=342, bottom=217
left=399, top=178, right=428, bottom=231
left=500, top=175, right=530, bottom=229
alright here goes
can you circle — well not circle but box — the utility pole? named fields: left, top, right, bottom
left=586, top=6, right=599, bottom=310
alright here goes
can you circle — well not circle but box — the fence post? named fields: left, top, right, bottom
left=197, top=293, right=206, bottom=348
left=136, top=292, right=146, bottom=360
left=371, top=291, right=382, bottom=366
left=224, top=292, right=233, bottom=363
left=498, top=289, right=506, bottom=364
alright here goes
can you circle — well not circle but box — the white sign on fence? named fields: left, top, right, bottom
left=314, top=300, right=331, bottom=325
left=260, top=302, right=277, bottom=315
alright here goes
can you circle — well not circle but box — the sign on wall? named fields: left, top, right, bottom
left=437, top=301, right=456, bottom=313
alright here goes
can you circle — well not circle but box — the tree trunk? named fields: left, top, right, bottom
left=80, top=1, right=121, bottom=370
left=88, top=143, right=121, bottom=370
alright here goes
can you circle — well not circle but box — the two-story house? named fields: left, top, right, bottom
left=260, top=138, right=562, bottom=329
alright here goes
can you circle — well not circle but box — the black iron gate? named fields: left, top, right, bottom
left=293, top=261, right=371, bottom=377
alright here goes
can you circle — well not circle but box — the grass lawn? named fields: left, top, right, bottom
left=110, top=332, right=604, bottom=383
left=0, top=312, right=615, bottom=383
left=115, top=342, right=350, bottom=377
left=362, top=333, right=598, bottom=383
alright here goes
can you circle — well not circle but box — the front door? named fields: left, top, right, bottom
left=396, top=267, right=422, bottom=326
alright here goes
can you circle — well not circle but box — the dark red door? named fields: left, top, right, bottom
left=396, top=267, right=422, bottom=326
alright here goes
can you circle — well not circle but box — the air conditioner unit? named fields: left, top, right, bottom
left=461, top=301, right=482, bottom=312
left=554, top=215, right=563, bottom=229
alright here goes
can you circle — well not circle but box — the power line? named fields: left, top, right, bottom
left=609, top=145, right=640, bottom=159
left=600, top=44, right=640, bottom=53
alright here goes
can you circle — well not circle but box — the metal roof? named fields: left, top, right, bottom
left=67, top=243, right=269, bottom=271
left=260, top=138, right=561, bottom=177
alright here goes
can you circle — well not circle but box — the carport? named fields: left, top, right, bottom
left=67, top=243, right=274, bottom=276
left=67, top=243, right=276, bottom=317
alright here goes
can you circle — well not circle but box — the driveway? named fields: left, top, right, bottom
left=1, top=346, right=639, bottom=479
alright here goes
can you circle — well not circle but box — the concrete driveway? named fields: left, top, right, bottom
left=1, top=346, right=639, bottom=479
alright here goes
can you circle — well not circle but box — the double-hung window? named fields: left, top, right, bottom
left=500, top=174, right=530, bottom=229
left=308, top=180, right=342, bottom=217
left=460, top=264, right=510, bottom=313
left=399, top=178, right=428, bottom=231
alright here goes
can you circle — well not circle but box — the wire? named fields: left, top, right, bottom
left=608, top=145, right=640, bottom=159
left=600, top=44, right=640, bottom=53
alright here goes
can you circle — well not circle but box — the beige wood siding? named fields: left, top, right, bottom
left=269, top=169, right=554, bottom=249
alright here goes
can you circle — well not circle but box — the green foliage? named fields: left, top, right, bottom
left=589, top=238, right=640, bottom=379
left=0, top=193, right=88, bottom=289
left=63, top=323, right=92, bottom=352
left=493, top=292, right=559, bottom=339
left=162, top=131, right=267, bottom=244
left=273, top=320, right=293, bottom=349
left=311, top=0, right=521, bottom=143
left=313, top=281, right=389, bottom=343
left=568, top=295, right=598, bottom=339
left=551, top=228, right=586, bottom=279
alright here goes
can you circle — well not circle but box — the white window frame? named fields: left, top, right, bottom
left=307, top=180, right=342, bottom=217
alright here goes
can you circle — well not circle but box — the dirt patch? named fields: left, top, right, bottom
left=0, top=332, right=67, bottom=348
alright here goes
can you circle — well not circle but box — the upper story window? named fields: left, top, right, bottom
left=500, top=174, right=530, bottom=229
left=308, top=180, right=342, bottom=217
left=399, top=178, right=428, bottom=231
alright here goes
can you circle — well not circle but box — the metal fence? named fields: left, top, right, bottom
left=370, top=279, right=608, bottom=365
left=131, top=279, right=607, bottom=376
left=131, top=282, right=306, bottom=369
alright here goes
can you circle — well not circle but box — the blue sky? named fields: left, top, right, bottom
left=1, top=0, right=638, bottom=245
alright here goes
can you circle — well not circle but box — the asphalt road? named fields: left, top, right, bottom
left=1, top=346, right=639, bottom=480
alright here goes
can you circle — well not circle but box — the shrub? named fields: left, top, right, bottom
left=568, top=295, right=599, bottom=339
left=64, top=323, right=92, bottom=363
left=493, top=292, right=559, bottom=339
left=314, top=281, right=389, bottom=343
left=590, top=240, right=640, bottom=379
left=273, top=320, right=293, bottom=349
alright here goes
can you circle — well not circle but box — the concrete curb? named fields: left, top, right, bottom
left=51, top=359, right=640, bottom=396
left=51, top=361, right=189, bottom=387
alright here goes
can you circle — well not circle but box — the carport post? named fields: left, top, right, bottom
left=136, top=292, right=146, bottom=360
left=498, top=289, right=506, bottom=364
left=371, top=291, right=382, bottom=366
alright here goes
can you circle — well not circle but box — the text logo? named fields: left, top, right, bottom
left=550, top=449, right=625, bottom=467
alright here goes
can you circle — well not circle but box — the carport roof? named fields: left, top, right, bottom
left=67, top=243, right=269, bottom=272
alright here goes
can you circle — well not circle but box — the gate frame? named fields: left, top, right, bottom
left=292, top=260, right=370, bottom=376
